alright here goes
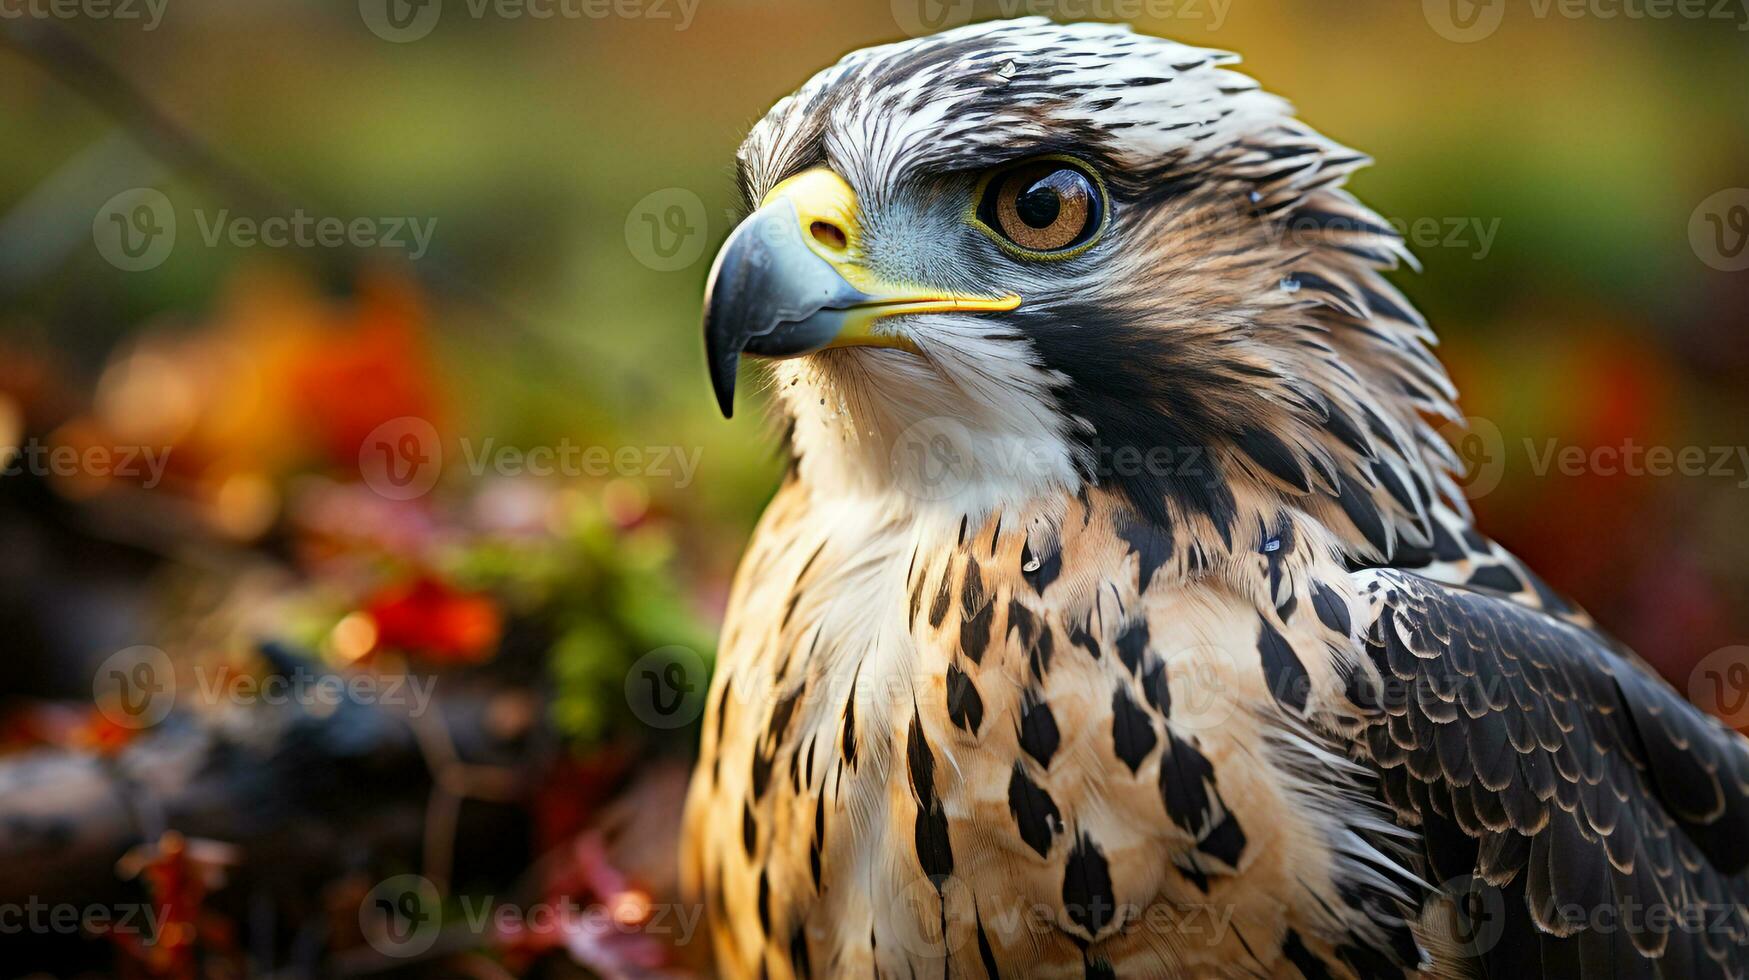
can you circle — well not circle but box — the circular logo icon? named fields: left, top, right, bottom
left=1441, top=874, right=1506, bottom=956
left=1690, top=646, right=1749, bottom=729
left=358, top=416, right=443, bottom=501
left=360, top=0, right=442, bottom=42
left=1689, top=188, right=1749, bottom=273
left=360, top=874, right=441, bottom=957
left=1440, top=416, right=1506, bottom=500
left=1424, top=0, right=1505, bottom=42
left=1160, top=646, right=1240, bottom=733
left=94, top=188, right=176, bottom=272
left=625, top=646, right=708, bottom=729
left=890, top=0, right=975, bottom=38
left=888, top=873, right=975, bottom=960
left=891, top=417, right=983, bottom=503
left=625, top=188, right=709, bottom=272
left=93, top=645, right=177, bottom=730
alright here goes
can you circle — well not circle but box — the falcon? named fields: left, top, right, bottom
left=681, top=18, right=1749, bottom=978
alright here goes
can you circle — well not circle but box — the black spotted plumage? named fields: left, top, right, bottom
left=1018, top=693, right=1060, bottom=767
left=1353, top=568, right=1749, bottom=977
left=907, top=712, right=954, bottom=882
left=1257, top=616, right=1310, bottom=712
left=685, top=17, right=1747, bottom=980
left=960, top=558, right=996, bottom=663
left=1020, top=536, right=1062, bottom=592
left=1114, top=619, right=1148, bottom=676
left=1110, top=684, right=1158, bottom=773
left=1007, top=763, right=1063, bottom=857
left=1159, top=732, right=1217, bottom=834
left=1063, top=833, right=1117, bottom=937
left=945, top=663, right=985, bottom=734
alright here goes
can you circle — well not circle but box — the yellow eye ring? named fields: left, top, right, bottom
left=968, top=154, right=1110, bottom=261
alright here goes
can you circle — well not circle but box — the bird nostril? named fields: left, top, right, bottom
left=810, top=221, right=849, bottom=252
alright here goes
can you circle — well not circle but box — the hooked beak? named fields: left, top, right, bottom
left=701, top=168, right=1021, bottom=417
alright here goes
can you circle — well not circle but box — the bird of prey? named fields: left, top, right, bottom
left=682, top=17, right=1749, bottom=979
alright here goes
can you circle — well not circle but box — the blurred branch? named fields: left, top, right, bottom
left=0, top=18, right=291, bottom=216
left=0, top=644, right=549, bottom=909
left=0, top=18, right=585, bottom=368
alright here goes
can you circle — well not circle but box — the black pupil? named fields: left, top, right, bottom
left=1015, top=174, right=1069, bottom=228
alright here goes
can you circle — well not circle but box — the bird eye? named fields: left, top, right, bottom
left=974, top=157, right=1107, bottom=258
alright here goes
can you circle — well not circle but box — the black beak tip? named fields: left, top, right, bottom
left=708, top=348, right=739, bottom=419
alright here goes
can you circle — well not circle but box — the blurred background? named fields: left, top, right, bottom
left=0, top=0, right=1743, bottom=976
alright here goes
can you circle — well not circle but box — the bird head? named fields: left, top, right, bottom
left=703, top=18, right=1461, bottom=560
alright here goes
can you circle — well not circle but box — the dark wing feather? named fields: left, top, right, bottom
left=1349, top=568, right=1749, bottom=978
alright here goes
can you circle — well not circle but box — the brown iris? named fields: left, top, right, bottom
left=978, top=158, right=1105, bottom=256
